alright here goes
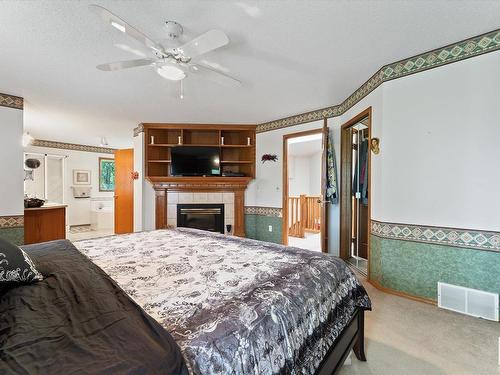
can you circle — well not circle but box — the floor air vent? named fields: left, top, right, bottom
left=438, top=282, right=499, bottom=321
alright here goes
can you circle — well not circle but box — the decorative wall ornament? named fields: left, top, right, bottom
left=0, top=215, right=24, bottom=229
left=371, top=220, right=500, bottom=253
left=261, top=154, right=278, bottom=163
left=370, top=138, right=380, bottom=154
left=244, top=206, right=282, bottom=218
left=256, top=28, right=500, bottom=133
left=133, top=124, right=144, bottom=137
left=32, top=139, right=115, bottom=154
left=0, top=93, right=23, bottom=110
left=73, top=170, right=91, bottom=185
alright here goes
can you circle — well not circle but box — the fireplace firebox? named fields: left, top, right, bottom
left=177, top=204, right=224, bottom=234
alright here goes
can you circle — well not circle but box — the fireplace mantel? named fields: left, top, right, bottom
left=151, top=177, right=251, bottom=237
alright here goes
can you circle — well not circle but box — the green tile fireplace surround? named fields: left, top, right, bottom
left=370, top=224, right=500, bottom=302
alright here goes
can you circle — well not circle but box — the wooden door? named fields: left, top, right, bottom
left=320, top=119, right=329, bottom=253
left=114, top=149, right=134, bottom=234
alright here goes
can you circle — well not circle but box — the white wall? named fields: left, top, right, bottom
left=288, top=156, right=311, bottom=196
left=24, top=145, right=114, bottom=226
left=248, top=120, right=325, bottom=208
left=0, top=106, right=23, bottom=216
left=308, top=151, right=321, bottom=196
left=377, top=51, right=500, bottom=231
left=288, top=151, right=322, bottom=197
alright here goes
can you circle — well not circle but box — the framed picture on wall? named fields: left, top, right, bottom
left=99, top=157, right=115, bottom=192
left=73, top=170, right=91, bottom=185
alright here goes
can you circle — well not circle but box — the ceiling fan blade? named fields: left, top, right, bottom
left=97, top=58, right=154, bottom=71
left=176, top=30, right=229, bottom=58
left=89, top=4, right=164, bottom=55
left=189, top=64, right=241, bottom=87
left=114, top=43, right=147, bottom=58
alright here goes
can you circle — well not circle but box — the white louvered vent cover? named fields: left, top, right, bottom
left=438, top=282, right=499, bottom=321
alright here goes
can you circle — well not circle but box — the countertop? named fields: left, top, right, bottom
left=24, top=203, right=68, bottom=211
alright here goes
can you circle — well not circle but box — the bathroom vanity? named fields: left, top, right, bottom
left=24, top=204, right=67, bottom=244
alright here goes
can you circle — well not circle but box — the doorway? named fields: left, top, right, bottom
left=283, top=122, right=328, bottom=253
left=340, top=108, right=371, bottom=275
left=24, top=152, right=65, bottom=204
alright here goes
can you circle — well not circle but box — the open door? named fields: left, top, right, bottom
left=114, top=149, right=134, bottom=234
left=320, top=119, right=329, bottom=253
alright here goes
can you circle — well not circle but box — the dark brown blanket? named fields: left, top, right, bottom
left=0, top=240, right=187, bottom=375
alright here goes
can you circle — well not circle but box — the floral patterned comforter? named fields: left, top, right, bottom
left=75, top=229, right=371, bottom=375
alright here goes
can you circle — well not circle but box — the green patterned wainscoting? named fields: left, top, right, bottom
left=245, top=214, right=283, bottom=244
left=0, top=227, right=24, bottom=245
left=370, top=235, right=500, bottom=301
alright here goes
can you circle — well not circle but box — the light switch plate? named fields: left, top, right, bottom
left=268, top=225, right=273, bottom=232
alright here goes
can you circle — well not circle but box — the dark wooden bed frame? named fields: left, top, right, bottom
left=316, top=308, right=366, bottom=374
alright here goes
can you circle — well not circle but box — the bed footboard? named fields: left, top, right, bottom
left=316, top=308, right=366, bottom=375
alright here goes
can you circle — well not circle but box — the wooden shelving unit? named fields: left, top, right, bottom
left=143, top=123, right=256, bottom=181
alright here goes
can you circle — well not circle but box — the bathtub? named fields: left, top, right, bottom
left=90, top=198, right=114, bottom=231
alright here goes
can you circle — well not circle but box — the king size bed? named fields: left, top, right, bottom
left=0, top=228, right=370, bottom=374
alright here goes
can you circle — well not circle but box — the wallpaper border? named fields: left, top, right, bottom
left=0, top=93, right=23, bottom=110
left=244, top=206, right=282, bottom=218
left=371, top=219, right=500, bottom=253
left=32, top=139, right=116, bottom=154
left=256, top=28, right=500, bottom=133
left=0, top=215, right=24, bottom=229
left=130, top=28, right=500, bottom=136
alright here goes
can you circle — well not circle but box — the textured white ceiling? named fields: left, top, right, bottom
left=1, top=1, right=499, bottom=148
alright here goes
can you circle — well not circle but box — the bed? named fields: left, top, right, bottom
left=1, top=228, right=370, bottom=374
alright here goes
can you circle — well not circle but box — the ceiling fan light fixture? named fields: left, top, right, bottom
left=110, top=21, right=126, bottom=33
left=157, top=65, right=186, bottom=81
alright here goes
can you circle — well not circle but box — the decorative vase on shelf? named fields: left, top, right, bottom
left=150, top=136, right=155, bottom=145
left=178, top=136, right=182, bottom=145
left=247, top=137, right=251, bottom=145
left=221, top=136, right=225, bottom=145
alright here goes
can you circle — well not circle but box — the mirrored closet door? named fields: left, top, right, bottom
left=339, top=109, right=371, bottom=276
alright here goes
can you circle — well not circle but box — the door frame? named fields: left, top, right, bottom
left=282, top=126, right=328, bottom=252
left=339, top=107, right=372, bottom=277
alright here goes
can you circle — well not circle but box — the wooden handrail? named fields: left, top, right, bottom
left=288, top=195, right=321, bottom=238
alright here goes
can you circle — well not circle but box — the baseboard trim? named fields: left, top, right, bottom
left=368, top=279, right=437, bottom=306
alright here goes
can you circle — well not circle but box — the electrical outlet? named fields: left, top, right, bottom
left=268, top=225, right=273, bottom=232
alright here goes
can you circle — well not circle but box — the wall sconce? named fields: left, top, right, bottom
left=22, top=132, right=34, bottom=147
left=131, top=171, right=139, bottom=180
left=370, top=138, right=380, bottom=154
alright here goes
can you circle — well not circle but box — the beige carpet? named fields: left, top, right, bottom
left=288, top=232, right=321, bottom=252
left=339, top=279, right=500, bottom=375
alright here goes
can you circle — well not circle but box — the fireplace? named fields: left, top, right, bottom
left=177, top=204, right=224, bottom=234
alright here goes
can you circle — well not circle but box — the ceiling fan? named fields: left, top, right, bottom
left=89, top=5, right=241, bottom=89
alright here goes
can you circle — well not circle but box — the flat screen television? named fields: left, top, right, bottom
left=171, top=146, right=221, bottom=176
